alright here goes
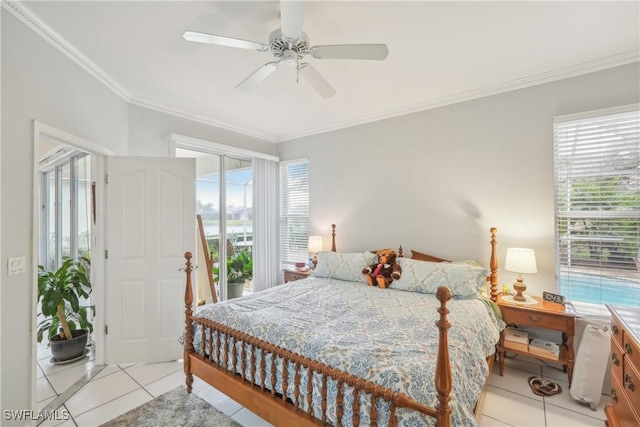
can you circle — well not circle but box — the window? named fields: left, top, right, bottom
left=40, top=150, right=92, bottom=270
left=554, top=105, right=640, bottom=314
left=279, top=159, right=309, bottom=267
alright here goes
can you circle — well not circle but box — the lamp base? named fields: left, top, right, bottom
left=513, top=279, right=527, bottom=302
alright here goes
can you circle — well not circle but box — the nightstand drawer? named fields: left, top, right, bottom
left=283, top=269, right=312, bottom=283
left=501, top=308, right=572, bottom=332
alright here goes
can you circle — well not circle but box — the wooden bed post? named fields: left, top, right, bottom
left=435, top=286, right=452, bottom=427
left=183, top=251, right=194, bottom=393
left=489, top=227, right=498, bottom=302
left=331, top=224, right=336, bottom=252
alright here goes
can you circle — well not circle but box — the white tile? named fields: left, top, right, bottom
left=543, top=378, right=608, bottom=421
left=544, top=403, right=607, bottom=427
left=37, top=396, right=56, bottom=411
left=489, top=363, right=543, bottom=401
left=90, top=364, right=121, bottom=381
left=36, top=364, right=45, bottom=379
left=73, top=388, right=154, bottom=427
left=482, top=385, right=546, bottom=427
left=46, top=360, right=96, bottom=394
left=500, top=356, right=544, bottom=374
left=124, top=360, right=183, bottom=385
left=37, top=343, right=53, bottom=361
left=37, top=377, right=57, bottom=403
left=38, top=405, right=74, bottom=427
left=64, top=370, right=140, bottom=417
left=195, top=385, right=243, bottom=416
left=478, top=414, right=516, bottom=427
left=540, top=364, right=571, bottom=383
left=38, top=351, right=92, bottom=377
left=231, top=407, right=273, bottom=427
left=192, top=375, right=213, bottom=393
left=143, top=370, right=186, bottom=397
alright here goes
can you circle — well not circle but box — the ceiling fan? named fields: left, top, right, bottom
left=182, top=1, right=389, bottom=98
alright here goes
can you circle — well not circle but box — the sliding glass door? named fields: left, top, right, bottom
left=177, top=148, right=253, bottom=301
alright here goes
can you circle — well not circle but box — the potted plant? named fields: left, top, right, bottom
left=37, top=256, right=94, bottom=362
left=214, top=249, right=253, bottom=299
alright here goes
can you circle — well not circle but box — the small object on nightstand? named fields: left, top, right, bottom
left=295, top=262, right=306, bottom=268
left=542, top=291, right=565, bottom=305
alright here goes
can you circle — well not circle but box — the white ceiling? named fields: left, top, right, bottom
left=13, top=1, right=640, bottom=142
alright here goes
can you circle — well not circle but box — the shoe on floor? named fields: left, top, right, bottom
left=528, top=376, right=562, bottom=396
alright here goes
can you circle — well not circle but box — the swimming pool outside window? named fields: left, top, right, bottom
left=553, top=104, right=640, bottom=315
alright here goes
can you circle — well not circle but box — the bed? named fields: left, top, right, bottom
left=181, top=227, right=502, bottom=427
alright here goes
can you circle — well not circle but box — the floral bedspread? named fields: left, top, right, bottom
left=190, top=277, right=503, bottom=426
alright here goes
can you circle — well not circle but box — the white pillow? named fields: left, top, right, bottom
left=392, top=257, right=487, bottom=297
left=312, top=251, right=377, bottom=283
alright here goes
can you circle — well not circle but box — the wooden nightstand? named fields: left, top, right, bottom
left=496, top=294, right=577, bottom=385
left=283, top=268, right=312, bottom=283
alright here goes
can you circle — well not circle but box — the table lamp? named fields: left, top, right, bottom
left=504, top=248, right=537, bottom=302
left=308, top=236, right=323, bottom=268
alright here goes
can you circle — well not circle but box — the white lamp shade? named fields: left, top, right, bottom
left=504, top=248, right=537, bottom=274
left=308, top=236, right=323, bottom=253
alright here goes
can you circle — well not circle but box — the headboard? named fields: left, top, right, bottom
left=327, top=225, right=498, bottom=301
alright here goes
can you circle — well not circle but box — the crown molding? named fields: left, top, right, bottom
left=5, top=1, right=638, bottom=145
left=3, top=0, right=276, bottom=143
left=129, top=98, right=276, bottom=143
left=2, top=1, right=132, bottom=101
left=276, top=50, right=640, bottom=142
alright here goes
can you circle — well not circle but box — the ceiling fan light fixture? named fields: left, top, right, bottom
left=281, top=50, right=298, bottom=66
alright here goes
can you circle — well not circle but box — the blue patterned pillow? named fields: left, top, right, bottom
left=312, top=251, right=377, bottom=283
left=392, top=257, right=487, bottom=297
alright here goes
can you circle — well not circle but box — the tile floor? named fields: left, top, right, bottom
left=36, top=344, right=609, bottom=427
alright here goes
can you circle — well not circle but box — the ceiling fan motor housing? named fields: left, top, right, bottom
left=269, top=29, right=309, bottom=64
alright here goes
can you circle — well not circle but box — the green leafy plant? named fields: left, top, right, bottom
left=37, top=257, right=94, bottom=343
left=214, top=249, right=253, bottom=283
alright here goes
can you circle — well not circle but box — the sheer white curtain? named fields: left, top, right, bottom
left=252, top=158, right=279, bottom=291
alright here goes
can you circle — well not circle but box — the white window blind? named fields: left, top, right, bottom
left=554, top=105, right=640, bottom=315
left=279, top=159, right=309, bottom=267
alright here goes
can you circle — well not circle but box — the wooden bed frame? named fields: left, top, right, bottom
left=182, top=226, right=499, bottom=427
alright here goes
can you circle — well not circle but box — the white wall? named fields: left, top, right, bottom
left=0, top=10, right=276, bottom=419
left=1, top=11, right=129, bottom=421
left=276, top=63, right=640, bottom=297
left=127, top=105, right=276, bottom=157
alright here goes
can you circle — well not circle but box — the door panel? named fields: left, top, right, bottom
left=106, top=156, right=195, bottom=364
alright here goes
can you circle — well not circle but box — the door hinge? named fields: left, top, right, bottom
left=105, top=174, right=109, bottom=184
left=105, top=250, right=109, bottom=259
left=104, top=325, right=108, bottom=335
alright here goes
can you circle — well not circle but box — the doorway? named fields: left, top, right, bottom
left=32, top=122, right=113, bottom=408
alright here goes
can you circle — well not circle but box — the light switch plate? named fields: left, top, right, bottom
left=7, top=256, right=26, bottom=276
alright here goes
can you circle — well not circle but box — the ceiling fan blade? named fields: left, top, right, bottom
left=280, top=0, right=307, bottom=40
left=236, top=62, right=280, bottom=90
left=310, top=44, right=389, bottom=60
left=299, top=64, right=336, bottom=98
left=183, top=31, right=268, bottom=52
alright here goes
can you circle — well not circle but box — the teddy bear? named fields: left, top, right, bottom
left=362, top=248, right=402, bottom=288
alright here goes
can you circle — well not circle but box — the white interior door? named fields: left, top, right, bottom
left=105, top=156, right=195, bottom=364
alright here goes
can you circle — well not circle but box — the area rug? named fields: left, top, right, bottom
left=100, top=386, right=243, bottom=427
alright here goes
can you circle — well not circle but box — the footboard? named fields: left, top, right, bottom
left=182, top=252, right=453, bottom=427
